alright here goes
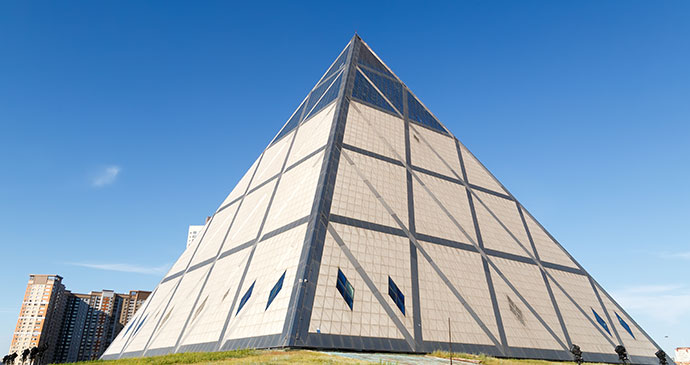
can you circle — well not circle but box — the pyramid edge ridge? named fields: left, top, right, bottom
left=280, top=35, right=361, bottom=348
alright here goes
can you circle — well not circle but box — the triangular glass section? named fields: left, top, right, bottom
left=357, top=44, right=394, bottom=77
left=407, top=90, right=447, bottom=134
left=318, top=43, right=350, bottom=87
left=270, top=44, right=350, bottom=147
left=351, top=69, right=397, bottom=115
left=360, top=67, right=403, bottom=113
left=304, top=70, right=343, bottom=119
left=304, top=72, right=343, bottom=120
left=272, top=99, right=307, bottom=145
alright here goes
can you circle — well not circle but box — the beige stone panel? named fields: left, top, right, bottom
left=308, top=228, right=405, bottom=339
left=489, top=258, right=565, bottom=350
left=224, top=224, right=308, bottom=340
left=179, top=247, right=251, bottom=346
left=251, top=130, right=293, bottom=188
left=413, top=173, right=476, bottom=243
left=473, top=190, right=534, bottom=258
left=286, top=104, right=336, bottom=166
left=188, top=202, right=239, bottom=266
left=420, top=241, right=499, bottom=339
left=263, top=150, right=324, bottom=233
left=597, top=287, right=658, bottom=357
left=331, top=149, right=407, bottom=227
left=410, top=124, right=462, bottom=180
left=147, top=267, right=209, bottom=349
left=221, top=179, right=276, bottom=251
left=121, top=277, right=181, bottom=352
left=523, top=211, right=578, bottom=269
left=103, top=333, right=124, bottom=355
left=218, top=157, right=261, bottom=210
left=459, top=143, right=508, bottom=195
left=417, top=253, right=497, bottom=345
left=332, top=223, right=414, bottom=336
left=345, top=101, right=405, bottom=160
left=546, top=269, right=613, bottom=354
left=167, top=223, right=210, bottom=274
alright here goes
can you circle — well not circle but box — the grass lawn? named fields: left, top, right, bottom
left=55, top=349, right=369, bottom=364
left=55, top=349, right=612, bottom=365
left=430, top=351, right=607, bottom=365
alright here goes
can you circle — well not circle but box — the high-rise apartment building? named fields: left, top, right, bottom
left=71, top=290, right=123, bottom=361
left=676, top=347, right=690, bottom=365
left=187, top=217, right=212, bottom=247
left=9, top=275, right=150, bottom=364
left=186, top=225, right=203, bottom=248
left=119, top=290, right=151, bottom=327
left=9, top=275, right=68, bottom=363
left=53, top=291, right=87, bottom=363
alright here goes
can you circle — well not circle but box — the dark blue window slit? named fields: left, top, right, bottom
left=237, top=281, right=255, bottom=314
left=592, top=308, right=611, bottom=335
left=266, top=271, right=286, bottom=310
left=132, top=314, right=147, bottom=335
left=615, top=312, right=635, bottom=338
left=388, top=276, right=405, bottom=315
left=336, top=268, right=354, bottom=310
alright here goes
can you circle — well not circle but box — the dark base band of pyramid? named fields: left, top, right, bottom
left=101, top=35, right=671, bottom=365
left=106, top=336, right=659, bottom=365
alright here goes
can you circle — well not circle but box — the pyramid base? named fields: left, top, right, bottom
left=103, top=333, right=662, bottom=364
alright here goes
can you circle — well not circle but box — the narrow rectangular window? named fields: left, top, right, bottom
left=266, top=271, right=286, bottom=310
left=615, top=312, right=635, bottom=338
left=237, top=281, right=255, bottom=315
left=388, top=276, right=405, bottom=315
left=336, top=269, right=354, bottom=310
left=591, top=308, right=611, bottom=335
left=132, top=314, right=147, bottom=336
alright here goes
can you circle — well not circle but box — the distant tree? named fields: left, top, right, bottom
left=21, top=350, right=29, bottom=365
left=35, top=345, right=48, bottom=365
left=3, top=355, right=9, bottom=365
left=10, top=353, right=18, bottom=365
left=29, top=348, right=38, bottom=365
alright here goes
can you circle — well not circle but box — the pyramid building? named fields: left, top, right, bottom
left=102, top=35, right=667, bottom=364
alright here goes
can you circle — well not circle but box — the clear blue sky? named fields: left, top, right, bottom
left=1, top=0, right=688, bottom=357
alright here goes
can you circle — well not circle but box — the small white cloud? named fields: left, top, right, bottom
left=658, top=251, right=690, bottom=260
left=91, top=166, right=121, bottom=187
left=612, top=284, right=690, bottom=323
left=70, top=262, right=169, bottom=276
left=621, top=284, right=684, bottom=294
